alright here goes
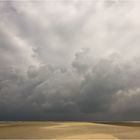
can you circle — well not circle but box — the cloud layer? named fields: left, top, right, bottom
left=0, top=0, right=140, bottom=120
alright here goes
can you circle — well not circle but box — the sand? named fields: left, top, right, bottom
left=0, top=121, right=140, bottom=139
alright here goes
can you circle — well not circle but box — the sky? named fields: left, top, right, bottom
left=0, top=0, right=140, bottom=121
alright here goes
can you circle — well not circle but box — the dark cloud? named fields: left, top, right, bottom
left=0, top=0, right=140, bottom=121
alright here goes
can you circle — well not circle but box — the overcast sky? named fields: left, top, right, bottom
left=0, top=0, right=140, bottom=121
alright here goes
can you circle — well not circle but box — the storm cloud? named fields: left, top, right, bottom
left=0, top=0, right=140, bottom=121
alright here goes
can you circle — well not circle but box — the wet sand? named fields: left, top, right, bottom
left=0, top=121, right=140, bottom=139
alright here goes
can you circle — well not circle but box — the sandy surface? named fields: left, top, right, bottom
left=0, top=121, right=140, bottom=139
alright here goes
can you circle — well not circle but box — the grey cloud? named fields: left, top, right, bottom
left=111, top=88, right=140, bottom=113
left=0, top=0, right=140, bottom=121
left=1, top=49, right=140, bottom=120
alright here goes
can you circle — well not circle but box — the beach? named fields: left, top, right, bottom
left=0, top=121, right=140, bottom=139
